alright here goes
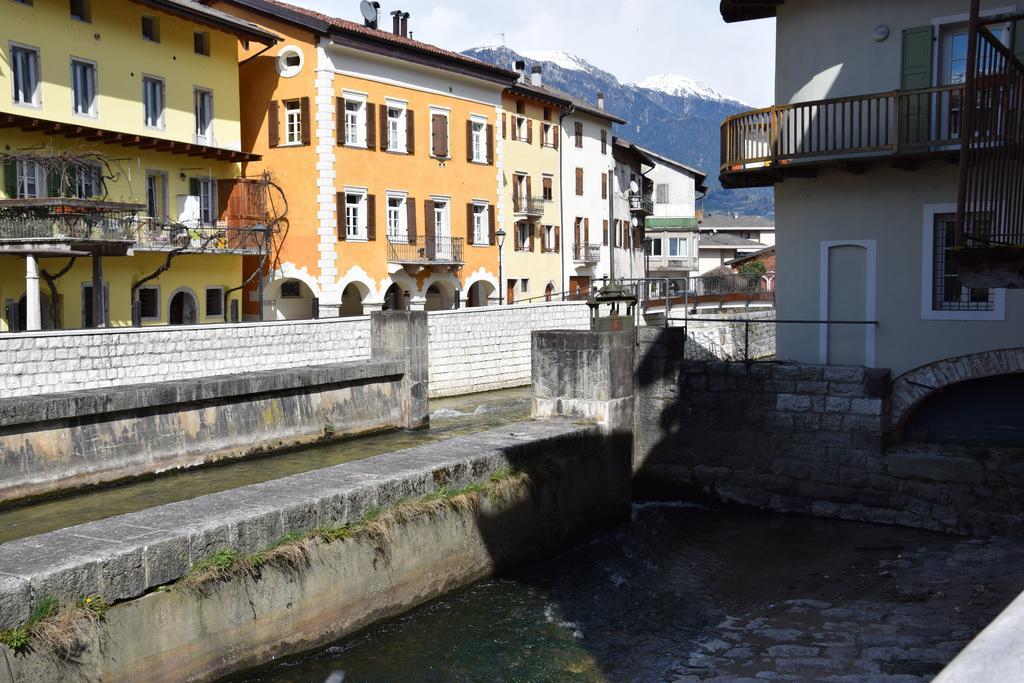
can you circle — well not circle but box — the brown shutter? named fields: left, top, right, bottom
left=407, top=197, right=417, bottom=241
left=528, top=223, right=535, bottom=251
left=601, top=173, right=607, bottom=199
left=466, top=120, right=474, bottom=162
left=513, top=221, right=521, bottom=250
left=525, top=175, right=532, bottom=202
left=406, top=110, right=415, bottom=155
left=486, top=124, right=494, bottom=164
left=431, top=114, right=447, bottom=157
left=574, top=219, right=580, bottom=246
left=366, top=103, right=376, bottom=150
left=540, top=226, right=546, bottom=253
left=267, top=101, right=279, bottom=148
left=336, top=98, right=345, bottom=146
left=554, top=225, right=560, bottom=253
left=512, top=175, right=520, bottom=208
left=299, top=97, right=311, bottom=146
left=584, top=217, right=590, bottom=244
left=575, top=122, right=582, bottom=147
left=603, top=219, right=608, bottom=246
left=424, top=199, right=435, bottom=239
left=366, top=194, right=376, bottom=240
left=336, top=191, right=346, bottom=240
left=575, top=168, right=583, bottom=195
left=526, top=119, right=533, bottom=144
left=466, top=202, right=475, bottom=245
left=553, top=124, right=559, bottom=150
left=488, top=205, right=496, bottom=245
left=601, top=130, right=607, bottom=154
left=510, top=115, right=517, bottom=141
left=502, top=113, right=507, bottom=139
left=379, top=104, right=389, bottom=151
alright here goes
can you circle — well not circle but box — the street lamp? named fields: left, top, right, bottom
left=496, top=228, right=507, bottom=305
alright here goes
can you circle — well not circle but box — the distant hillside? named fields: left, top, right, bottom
left=464, top=46, right=773, bottom=217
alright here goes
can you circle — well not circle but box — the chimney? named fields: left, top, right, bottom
left=596, top=92, right=605, bottom=110
left=514, top=60, right=526, bottom=83
left=530, top=64, right=542, bottom=87
left=391, top=10, right=402, bottom=35
left=400, top=12, right=410, bottom=37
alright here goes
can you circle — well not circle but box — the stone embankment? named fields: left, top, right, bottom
left=0, top=418, right=629, bottom=682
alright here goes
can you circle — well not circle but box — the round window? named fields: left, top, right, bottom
left=276, top=46, right=304, bottom=78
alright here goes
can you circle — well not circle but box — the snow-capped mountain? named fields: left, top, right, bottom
left=462, top=46, right=771, bottom=217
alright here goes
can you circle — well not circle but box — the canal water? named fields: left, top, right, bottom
left=0, top=387, right=532, bottom=543
left=229, top=504, right=1024, bottom=682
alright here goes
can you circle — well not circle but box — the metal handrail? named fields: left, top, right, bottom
left=387, top=235, right=465, bottom=264
left=513, top=196, right=546, bottom=215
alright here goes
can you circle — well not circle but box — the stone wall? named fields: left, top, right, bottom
left=673, top=309, right=776, bottom=361
left=427, top=302, right=590, bottom=398
left=634, top=326, right=1024, bottom=536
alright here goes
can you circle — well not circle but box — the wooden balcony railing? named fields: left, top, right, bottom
left=721, top=84, right=966, bottom=183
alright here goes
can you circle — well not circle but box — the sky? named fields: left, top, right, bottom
left=297, top=0, right=777, bottom=107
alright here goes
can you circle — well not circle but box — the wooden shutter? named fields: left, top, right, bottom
left=431, top=114, right=447, bottom=157
left=336, top=191, right=346, bottom=240
left=488, top=205, right=496, bottom=245
left=543, top=176, right=552, bottom=199
left=299, top=97, right=311, bottom=145
left=553, top=124, right=559, bottom=150
left=510, top=116, right=517, bottom=141
left=528, top=223, right=535, bottom=251
left=575, top=122, right=582, bottom=147
left=584, top=217, right=589, bottom=244
left=406, top=110, right=415, bottom=155
left=513, top=221, right=522, bottom=250
left=466, top=203, right=475, bottom=245
left=554, top=225, right=560, bottom=252
left=267, top=101, right=279, bottom=148
left=526, top=120, right=533, bottom=144
left=601, top=130, right=607, bottom=154
left=379, top=104, right=389, bottom=151
left=540, top=226, right=546, bottom=253
left=574, top=219, right=580, bottom=246
left=901, top=27, right=933, bottom=144
left=603, top=219, right=608, bottom=246
left=502, top=113, right=507, bottom=139
left=366, top=103, right=377, bottom=150
left=575, top=168, right=583, bottom=195
left=601, top=173, right=607, bottom=199
left=525, top=175, right=532, bottom=201
left=366, top=194, right=376, bottom=240
left=466, top=120, right=474, bottom=162
left=512, top=175, right=520, bottom=208
left=336, top=98, right=345, bottom=146
left=407, top=197, right=417, bottom=241
left=486, top=124, right=495, bottom=164
left=3, top=159, right=16, bottom=197
left=424, top=199, right=435, bottom=239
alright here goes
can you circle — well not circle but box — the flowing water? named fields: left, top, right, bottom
left=229, top=504, right=1024, bottom=682
left=0, top=387, right=532, bottom=544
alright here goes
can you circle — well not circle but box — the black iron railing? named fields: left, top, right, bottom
left=629, top=194, right=654, bottom=214
left=0, top=198, right=142, bottom=242
left=133, top=219, right=264, bottom=254
left=388, top=235, right=464, bottom=264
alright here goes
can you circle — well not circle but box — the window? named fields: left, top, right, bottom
left=345, top=191, right=366, bottom=239
left=280, top=281, right=301, bottom=298
left=668, top=237, right=688, bottom=257
left=189, top=177, right=215, bottom=225
left=69, top=0, right=90, bottom=22
left=71, top=164, right=99, bottom=198
left=601, top=129, right=608, bottom=154
left=275, top=46, right=304, bottom=77
left=574, top=121, right=583, bottom=148
left=430, top=109, right=449, bottom=158
left=11, top=45, right=40, bottom=106
left=932, top=212, right=993, bottom=312
left=541, top=122, right=554, bottom=147
left=515, top=115, right=527, bottom=141
left=143, top=76, right=164, bottom=128
left=82, top=282, right=109, bottom=327
left=205, top=287, right=224, bottom=317
left=542, top=175, right=553, bottom=201
left=284, top=99, right=302, bottom=144
left=137, top=286, right=159, bottom=321
left=521, top=278, right=529, bottom=293
left=656, top=183, right=670, bottom=204
left=387, top=194, right=407, bottom=240
left=145, top=173, right=165, bottom=223
left=433, top=199, right=450, bottom=237
left=470, top=119, right=486, bottom=162
left=387, top=106, right=407, bottom=152
left=646, top=238, right=663, bottom=257
left=14, top=160, right=42, bottom=198
left=544, top=225, right=556, bottom=251
left=344, top=98, right=366, bottom=146
left=516, top=222, right=530, bottom=251
left=575, top=167, right=584, bottom=196
left=141, top=15, right=159, bottom=42
left=514, top=174, right=528, bottom=209
left=70, top=59, right=96, bottom=116
left=194, top=31, right=210, bottom=56
left=194, top=88, right=213, bottom=143
left=472, top=203, right=488, bottom=244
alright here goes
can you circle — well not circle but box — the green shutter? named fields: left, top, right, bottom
left=47, top=170, right=61, bottom=197
left=900, top=26, right=933, bottom=144
left=3, top=159, right=16, bottom=198
left=1014, top=19, right=1024, bottom=63
left=189, top=178, right=200, bottom=196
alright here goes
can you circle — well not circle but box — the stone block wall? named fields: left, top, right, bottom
left=427, top=302, right=590, bottom=398
left=675, top=309, right=776, bottom=361
left=634, top=327, right=1024, bottom=536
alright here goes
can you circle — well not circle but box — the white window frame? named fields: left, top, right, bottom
left=544, top=224, right=556, bottom=251
left=194, top=87, right=214, bottom=144
left=145, top=171, right=167, bottom=224
left=647, top=238, right=663, bottom=257
left=275, top=46, right=304, bottom=78
left=189, top=176, right=216, bottom=226
left=386, top=102, right=408, bottom=153
left=283, top=99, right=302, bottom=145
left=10, top=42, right=41, bottom=107
left=136, top=284, right=160, bottom=322
left=205, top=285, right=225, bottom=319
left=71, top=163, right=100, bottom=198
left=344, top=187, right=368, bottom=241
left=470, top=114, right=487, bottom=163
left=386, top=191, right=408, bottom=242
left=70, top=57, right=97, bottom=117
left=668, top=237, right=688, bottom=257
left=516, top=222, right=530, bottom=251
left=920, top=202, right=1005, bottom=321
left=344, top=92, right=367, bottom=147
left=472, top=201, right=488, bottom=245
left=15, top=160, right=43, bottom=198
left=431, top=195, right=451, bottom=238
left=429, top=106, right=451, bottom=160
left=142, top=75, right=165, bottom=130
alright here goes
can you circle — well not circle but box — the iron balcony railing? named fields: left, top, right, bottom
left=628, top=193, right=654, bottom=215
left=0, top=198, right=142, bottom=243
left=720, top=84, right=966, bottom=180
left=387, top=235, right=464, bottom=265
left=513, top=196, right=546, bottom=217
left=573, top=242, right=601, bottom=263
left=132, top=219, right=265, bottom=255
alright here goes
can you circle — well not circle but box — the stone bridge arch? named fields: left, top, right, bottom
left=891, top=348, right=1024, bottom=430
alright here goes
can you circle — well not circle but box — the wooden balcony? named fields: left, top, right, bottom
left=720, top=84, right=965, bottom=188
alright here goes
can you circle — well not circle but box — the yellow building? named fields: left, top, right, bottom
left=0, top=0, right=277, bottom=331
left=500, top=68, right=570, bottom=304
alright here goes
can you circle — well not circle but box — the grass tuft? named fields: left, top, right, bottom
left=0, top=594, right=111, bottom=655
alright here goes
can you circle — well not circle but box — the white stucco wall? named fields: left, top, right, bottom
left=649, top=161, right=699, bottom=219
left=560, top=111, right=614, bottom=288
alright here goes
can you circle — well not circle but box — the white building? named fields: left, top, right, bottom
left=636, top=147, right=708, bottom=279
left=696, top=214, right=774, bottom=275
left=719, top=0, right=1024, bottom=408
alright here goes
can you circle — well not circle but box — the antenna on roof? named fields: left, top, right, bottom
left=359, top=0, right=380, bottom=29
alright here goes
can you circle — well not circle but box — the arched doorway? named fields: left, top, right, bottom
left=269, top=278, right=315, bottom=320
left=545, top=282, right=555, bottom=302
left=169, top=290, right=198, bottom=325
left=340, top=283, right=367, bottom=317
left=425, top=282, right=455, bottom=311
left=383, top=283, right=407, bottom=311
left=466, top=281, right=494, bottom=308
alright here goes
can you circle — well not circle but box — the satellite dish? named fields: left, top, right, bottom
left=631, top=216, right=639, bottom=227
left=629, top=180, right=640, bottom=194
left=359, top=0, right=377, bottom=23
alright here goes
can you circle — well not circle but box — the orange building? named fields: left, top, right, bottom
left=212, top=0, right=518, bottom=318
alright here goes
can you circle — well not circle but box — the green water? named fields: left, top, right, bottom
left=0, top=387, right=532, bottom=544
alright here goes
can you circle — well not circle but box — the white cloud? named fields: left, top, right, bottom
left=298, top=0, right=776, bottom=107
